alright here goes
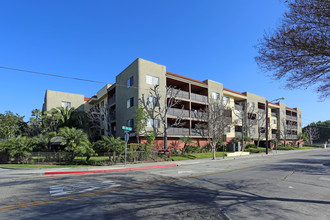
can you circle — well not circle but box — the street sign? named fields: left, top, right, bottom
left=124, top=133, right=129, bottom=142
left=122, top=126, right=132, bottom=131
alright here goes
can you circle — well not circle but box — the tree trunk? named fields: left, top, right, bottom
left=164, top=122, right=168, bottom=150
left=212, top=143, right=216, bottom=160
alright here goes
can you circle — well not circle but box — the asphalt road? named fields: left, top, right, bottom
left=0, top=149, right=330, bottom=220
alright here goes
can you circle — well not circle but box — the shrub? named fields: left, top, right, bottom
left=246, top=144, right=256, bottom=149
left=244, top=147, right=267, bottom=153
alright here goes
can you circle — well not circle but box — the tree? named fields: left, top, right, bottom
left=29, top=109, right=42, bottom=136
left=256, top=110, right=267, bottom=148
left=139, top=85, right=183, bottom=150
left=95, top=136, right=125, bottom=162
left=0, top=111, right=26, bottom=139
left=233, top=102, right=256, bottom=151
left=0, top=136, right=33, bottom=163
left=196, top=98, right=233, bottom=160
left=58, top=127, right=93, bottom=162
left=304, top=126, right=320, bottom=144
left=134, top=106, right=149, bottom=143
left=179, top=136, right=194, bottom=154
left=304, top=120, right=330, bottom=143
left=255, top=0, right=330, bottom=100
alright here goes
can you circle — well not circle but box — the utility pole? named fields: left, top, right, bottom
left=266, top=97, right=285, bottom=155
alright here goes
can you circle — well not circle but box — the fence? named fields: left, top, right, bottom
left=0, top=151, right=158, bottom=165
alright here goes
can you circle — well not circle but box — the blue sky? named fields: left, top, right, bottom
left=0, top=0, right=328, bottom=126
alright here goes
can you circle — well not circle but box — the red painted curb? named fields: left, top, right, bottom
left=44, top=164, right=177, bottom=175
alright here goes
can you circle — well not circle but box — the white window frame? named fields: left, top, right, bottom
left=61, top=101, right=71, bottom=108
left=146, top=75, right=159, bottom=86
left=147, top=118, right=160, bottom=128
left=127, top=76, right=134, bottom=88
left=212, top=92, right=220, bottom=100
left=222, top=96, right=230, bottom=104
left=127, top=119, right=134, bottom=128
left=249, top=102, right=255, bottom=108
left=127, top=97, right=134, bottom=108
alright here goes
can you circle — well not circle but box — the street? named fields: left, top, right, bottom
left=1, top=149, right=330, bottom=220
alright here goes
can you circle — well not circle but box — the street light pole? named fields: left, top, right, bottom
left=266, top=97, right=285, bottom=155
left=266, top=101, right=269, bottom=154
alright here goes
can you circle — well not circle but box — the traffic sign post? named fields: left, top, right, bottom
left=122, top=126, right=132, bottom=166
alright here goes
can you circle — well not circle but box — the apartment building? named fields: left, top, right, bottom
left=42, top=58, right=303, bottom=148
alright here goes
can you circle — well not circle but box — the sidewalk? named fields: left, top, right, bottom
left=0, top=148, right=327, bottom=178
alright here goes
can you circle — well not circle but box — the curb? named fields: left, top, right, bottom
left=44, top=164, right=177, bottom=175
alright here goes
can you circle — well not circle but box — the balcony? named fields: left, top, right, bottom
left=171, top=88, right=189, bottom=99
left=235, top=104, right=243, bottom=111
left=191, top=93, right=208, bottom=103
left=168, top=108, right=189, bottom=118
left=287, top=135, right=298, bottom=140
left=271, top=112, right=277, bottom=117
left=286, top=115, right=297, bottom=121
left=168, top=127, right=190, bottom=135
left=271, top=134, right=277, bottom=139
left=287, top=124, right=297, bottom=130
left=191, top=128, right=208, bottom=136
left=110, top=113, right=116, bottom=121
left=109, top=96, right=116, bottom=105
left=248, top=119, right=257, bottom=125
left=191, top=111, right=208, bottom=120
left=258, top=108, right=265, bottom=113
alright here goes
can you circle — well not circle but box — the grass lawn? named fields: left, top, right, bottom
left=0, top=164, right=88, bottom=168
left=170, top=152, right=227, bottom=161
left=292, top=146, right=320, bottom=150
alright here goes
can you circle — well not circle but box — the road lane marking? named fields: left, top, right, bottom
left=0, top=166, right=255, bottom=212
left=49, top=181, right=121, bottom=197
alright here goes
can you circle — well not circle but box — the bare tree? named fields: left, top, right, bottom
left=139, top=85, right=183, bottom=150
left=256, top=110, right=267, bottom=148
left=304, top=126, right=320, bottom=144
left=233, top=102, right=256, bottom=151
left=196, top=98, right=233, bottom=160
left=255, top=0, right=330, bottom=100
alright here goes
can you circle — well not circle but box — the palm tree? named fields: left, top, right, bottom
left=58, top=127, right=93, bottom=162
left=56, top=106, right=76, bottom=127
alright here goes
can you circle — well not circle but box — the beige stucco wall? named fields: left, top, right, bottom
left=43, top=90, right=86, bottom=112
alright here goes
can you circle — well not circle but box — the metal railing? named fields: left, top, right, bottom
left=168, top=127, right=190, bottom=135
left=191, top=93, right=208, bottom=103
left=286, top=135, right=298, bottom=139
left=271, top=112, right=277, bottom=117
left=171, top=88, right=189, bottom=99
left=190, top=111, right=207, bottom=120
left=168, top=108, right=189, bottom=117
left=109, top=96, right=116, bottom=105
left=191, top=128, right=208, bottom=136
left=286, top=115, right=297, bottom=121
left=235, top=104, right=243, bottom=111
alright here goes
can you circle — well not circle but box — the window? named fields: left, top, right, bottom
left=249, top=102, right=255, bottom=108
left=212, top=92, right=220, bottom=100
left=127, top=119, right=134, bottom=128
left=299, top=123, right=301, bottom=127
left=272, top=119, right=276, bottom=124
left=127, top=97, right=134, bottom=108
left=146, top=75, right=159, bottom=85
left=147, top=119, right=160, bottom=128
left=281, top=110, right=285, bottom=115
left=249, top=128, right=255, bottom=135
left=101, top=101, right=104, bottom=108
left=224, top=126, right=231, bottom=133
left=147, top=96, right=159, bottom=107
left=127, top=76, right=134, bottom=88
left=299, top=114, right=301, bottom=118
left=223, top=96, right=230, bottom=104
left=61, top=101, right=71, bottom=108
